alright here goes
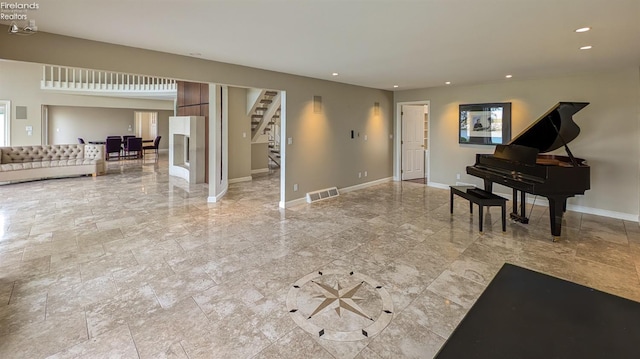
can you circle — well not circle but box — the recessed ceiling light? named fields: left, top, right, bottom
left=580, top=45, right=593, bottom=50
left=505, top=75, right=513, bottom=78
left=332, top=72, right=339, bottom=76
left=445, top=81, right=451, bottom=85
left=575, top=27, right=591, bottom=33
left=393, top=85, right=399, bottom=88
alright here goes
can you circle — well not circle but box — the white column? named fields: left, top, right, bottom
left=208, top=84, right=229, bottom=202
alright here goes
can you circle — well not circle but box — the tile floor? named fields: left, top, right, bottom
left=0, top=155, right=639, bottom=358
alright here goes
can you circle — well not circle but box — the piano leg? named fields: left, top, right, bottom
left=512, top=188, right=518, bottom=216
left=509, top=189, right=530, bottom=224
left=483, top=180, right=493, bottom=192
left=520, top=191, right=528, bottom=224
left=548, top=196, right=567, bottom=242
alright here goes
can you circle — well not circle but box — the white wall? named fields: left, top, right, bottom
left=395, top=68, right=640, bottom=220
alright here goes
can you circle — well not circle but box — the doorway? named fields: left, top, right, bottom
left=398, top=102, right=429, bottom=182
left=134, top=111, right=158, bottom=140
left=0, top=100, right=10, bottom=146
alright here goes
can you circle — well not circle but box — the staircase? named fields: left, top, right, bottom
left=250, top=91, right=280, bottom=141
left=267, top=108, right=281, bottom=168
left=247, top=90, right=281, bottom=168
left=40, top=65, right=176, bottom=99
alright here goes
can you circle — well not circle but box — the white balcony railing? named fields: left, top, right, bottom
left=40, top=65, right=177, bottom=97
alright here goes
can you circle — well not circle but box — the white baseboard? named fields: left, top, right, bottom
left=251, top=168, right=269, bottom=174
left=428, top=181, right=638, bottom=222
left=279, top=177, right=393, bottom=208
left=228, top=176, right=252, bottom=184
left=207, top=188, right=227, bottom=203
left=280, top=197, right=307, bottom=208
left=567, top=205, right=638, bottom=222
left=427, top=181, right=450, bottom=190
left=340, top=177, right=393, bottom=194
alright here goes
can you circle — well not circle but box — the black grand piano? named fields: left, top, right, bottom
left=466, top=102, right=590, bottom=241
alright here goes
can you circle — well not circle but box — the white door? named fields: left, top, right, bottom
left=401, top=105, right=425, bottom=180
left=149, top=114, right=157, bottom=139
left=134, top=111, right=158, bottom=139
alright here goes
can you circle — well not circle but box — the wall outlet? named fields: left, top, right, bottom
left=456, top=173, right=461, bottom=180
left=358, top=172, right=362, bottom=178
left=288, top=137, right=293, bottom=145
left=364, top=134, right=368, bottom=141
left=364, top=171, right=368, bottom=177
left=293, top=184, right=298, bottom=191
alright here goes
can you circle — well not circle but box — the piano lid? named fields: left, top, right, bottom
left=508, top=102, right=589, bottom=153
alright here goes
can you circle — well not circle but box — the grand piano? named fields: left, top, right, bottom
left=466, top=102, right=590, bottom=241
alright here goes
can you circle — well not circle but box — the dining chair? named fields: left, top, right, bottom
left=142, top=136, right=162, bottom=158
left=105, top=137, right=122, bottom=161
left=122, top=135, right=135, bottom=145
left=124, top=137, right=143, bottom=159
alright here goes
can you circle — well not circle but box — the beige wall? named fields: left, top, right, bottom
left=0, top=60, right=174, bottom=146
left=48, top=105, right=172, bottom=148
left=228, top=87, right=251, bottom=180
left=252, top=143, right=269, bottom=171
left=395, top=68, right=640, bottom=219
left=0, top=31, right=394, bottom=203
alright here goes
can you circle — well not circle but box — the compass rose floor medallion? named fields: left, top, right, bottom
left=286, top=269, right=394, bottom=341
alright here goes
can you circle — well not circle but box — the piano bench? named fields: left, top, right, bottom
left=450, top=186, right=507, bottom=232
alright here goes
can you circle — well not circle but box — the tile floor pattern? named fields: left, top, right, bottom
left=1, top=155, right=639, bottom=358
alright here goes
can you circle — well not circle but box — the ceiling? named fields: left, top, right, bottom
left=4, top=0, right=640, bottom=90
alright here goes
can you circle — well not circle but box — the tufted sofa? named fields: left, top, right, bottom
left=0, top=144, right=105, bottom=183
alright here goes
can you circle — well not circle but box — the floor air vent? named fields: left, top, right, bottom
left=306, top=187, right=340, bottom=203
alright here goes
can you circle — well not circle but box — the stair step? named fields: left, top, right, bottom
left=271, top=150, right=280, bottom=154
left=260, top=99, right=272, bottom=104
left=272, top=116, right=280, bottom=119
left=263, top=128, right=271, bottom=131
left=255, top=107, right=268, bottom=111
left=251, top=115, right=263, bottom=119
left=265, top=91, right=277, bottom=96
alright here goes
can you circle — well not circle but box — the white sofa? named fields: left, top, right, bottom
left=0, top=144, right=105, bottom=183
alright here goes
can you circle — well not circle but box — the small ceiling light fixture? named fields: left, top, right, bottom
left=580, top=45, right=593, bottom=50
left=505, top=75, right=513, bottom=79
left=332, top=72, right=339, bottom=76
left=445, top=81, right=451, bottom=85
left=393, top=85, right=399, bottom=88
left=575, top=27, right=591, bottom=33
left=7, top=20, right=37, bottom=35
